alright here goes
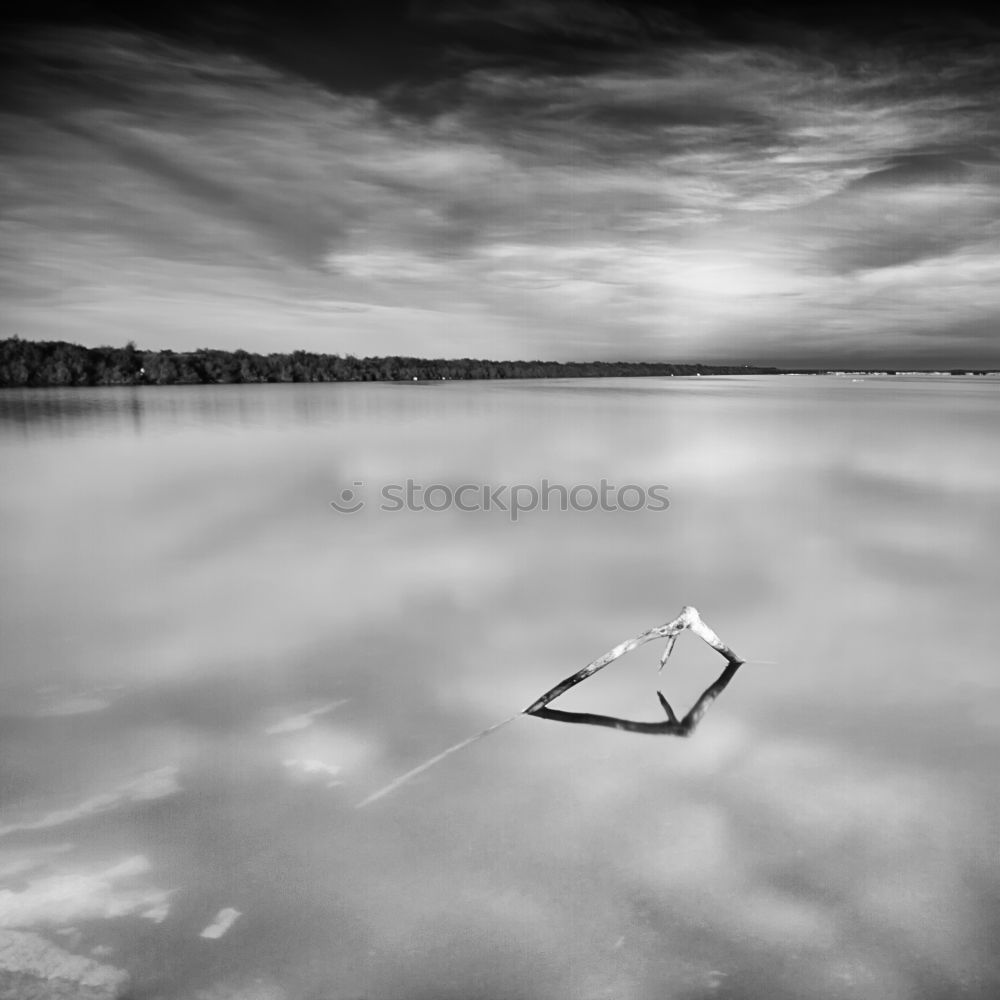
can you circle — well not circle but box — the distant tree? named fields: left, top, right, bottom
left=0, top=336, right=795, bottom=388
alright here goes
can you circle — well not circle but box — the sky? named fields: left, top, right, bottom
left=2, top=0, right=999, bottom=367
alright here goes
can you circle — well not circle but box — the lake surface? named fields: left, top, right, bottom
left=1, top=376, right=998, bottom=1000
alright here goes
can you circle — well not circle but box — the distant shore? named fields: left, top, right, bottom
left=1, top=337, right=995, bottom=387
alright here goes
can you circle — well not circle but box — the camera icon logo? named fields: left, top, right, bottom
left=330, top=481, right=366, bottom=514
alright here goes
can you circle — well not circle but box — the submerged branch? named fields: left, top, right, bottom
left=356, top=605, right=745, bottom=808
left=521, top=605, right=741, bottom=714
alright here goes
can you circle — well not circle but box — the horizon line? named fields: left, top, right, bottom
left=3, top=336, right=998, bottom=375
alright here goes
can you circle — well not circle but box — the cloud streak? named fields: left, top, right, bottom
left=0, top=767, right=180, bottom=838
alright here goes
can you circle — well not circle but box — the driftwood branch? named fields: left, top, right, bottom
left=356, top=606, right=744, bottom=808
left=522, top=605, right=742, bottom=715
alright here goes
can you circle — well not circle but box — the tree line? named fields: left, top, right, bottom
left=0, top=337, right=789, bottom=387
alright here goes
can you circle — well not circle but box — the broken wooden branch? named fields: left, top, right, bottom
left=521, top=605, right=742, bottom=715
left=356, top=605, right=744, bottom=808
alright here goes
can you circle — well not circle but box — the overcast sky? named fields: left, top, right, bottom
left=2, top=1, right=999, bottom=366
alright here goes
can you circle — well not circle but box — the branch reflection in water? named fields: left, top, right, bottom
left=357, top=606, right=745, bottom=807
left=528, top=657, right=743, bottom=736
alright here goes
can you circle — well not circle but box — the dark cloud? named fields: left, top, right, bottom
left=8, top=2, right=999, bottom=94
left=847, top=151, right=980, bottom=189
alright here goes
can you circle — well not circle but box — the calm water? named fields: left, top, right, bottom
left=1, top=377, right=998, bottom=1000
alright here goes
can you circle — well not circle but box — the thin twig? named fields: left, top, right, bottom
left=355, top=715, right=521, bottom=808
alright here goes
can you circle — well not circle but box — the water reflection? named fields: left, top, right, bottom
left=1, top=377, right=998, bottom=999
left=531, top=659, right=743, bottom=736
left=0, top=381, right=524, bottom=440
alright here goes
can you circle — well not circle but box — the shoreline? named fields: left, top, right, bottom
left=2, top=337, right=997, bottom=388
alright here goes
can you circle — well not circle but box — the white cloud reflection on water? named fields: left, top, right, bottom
left=0, top=855, right=171, bottom=929
left=0, top=378, right=998, bottom=997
